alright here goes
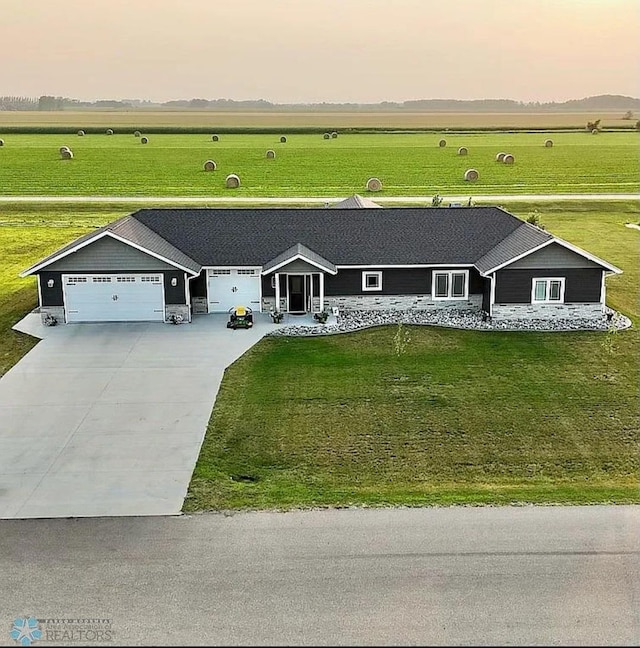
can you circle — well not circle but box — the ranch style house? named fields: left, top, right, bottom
left=21, top=205, right=621, bottom=325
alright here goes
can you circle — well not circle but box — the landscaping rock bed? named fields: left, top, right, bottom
left=266, top=308, right=631, bottom=337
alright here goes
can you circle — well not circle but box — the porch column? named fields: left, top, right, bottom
left=319, top=272, right=324, bottom=313
left=274, top=272, right=280, bottom=311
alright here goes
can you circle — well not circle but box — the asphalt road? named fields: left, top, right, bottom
left=1, top=506, right=639, bottom=646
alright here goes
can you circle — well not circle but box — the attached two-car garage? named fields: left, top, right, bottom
left=63, top=274, right=165, bottom=323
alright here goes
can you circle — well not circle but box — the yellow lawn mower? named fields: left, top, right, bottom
left=226, top=305, right=254, bottom=329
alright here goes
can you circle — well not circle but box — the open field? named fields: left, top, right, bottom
left=0, top=132, right=638, bottom=197
left=1, top=201, right=638, bottom=507
left=0, top=110, right=637, bottom=130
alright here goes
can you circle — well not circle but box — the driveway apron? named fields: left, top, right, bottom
left=0, top=314, right=270, bottom=518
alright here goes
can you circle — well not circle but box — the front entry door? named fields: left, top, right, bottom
left=288, top=275, right=306, bottom=312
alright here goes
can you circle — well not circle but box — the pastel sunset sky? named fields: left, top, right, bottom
left=2, top=0, right=639, bottom=103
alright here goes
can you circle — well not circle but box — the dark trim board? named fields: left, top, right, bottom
left=163, top=271, right=187, bottom=305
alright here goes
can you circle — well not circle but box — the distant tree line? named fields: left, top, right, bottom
left=1, top=93, right=639, bottom=112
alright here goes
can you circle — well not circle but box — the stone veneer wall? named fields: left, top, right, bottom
left=165, top=304, right=191, bottom=323
left=40, top=305, right=65, bottom=324
left=324, top=294, right=482, bottom=311
left=492, top=302, right=603, bottom=320
left=262, top=294, right=483, bottom=313
left=262, top=296, right=323, bottom=313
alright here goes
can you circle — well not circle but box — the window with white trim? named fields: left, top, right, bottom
left=362, top=271, right=382, bottom=291
left=211, top=269, right=231, bottom=275
left=92, top=276, right=112, bottom=283
left=237, top=269, right=257, bottom=275
left=66, top=277, right=87, bottom=284
left=432, top=270, right=468, bottom=300
left=116, top=276, right=136, bottom=283
left=141, top=276, right=161, bottom=283
left=531, top=278, right=565, bottom=303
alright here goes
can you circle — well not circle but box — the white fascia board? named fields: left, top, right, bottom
left=106, top=232, right=199, bottom=276
left=263, top=254, right=337, bottom=275
left=20, top=230, right=112, bottom=277
left=551, top=237, right=623, bottom=274
left=335, top=263, right=474, bottom=269
left=21, top=230, right=199, bottom=277
left=479, top=239, right=555, bottom=276
left=481, top=237, right=623, bottom=276
left=202, top=265, right=262, bottom=270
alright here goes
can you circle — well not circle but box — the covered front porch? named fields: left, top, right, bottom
left=261, top=243, right=336, bottom=314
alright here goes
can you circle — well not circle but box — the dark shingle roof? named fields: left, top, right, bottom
left=110, top=216, right=201, bottom=274
left=474, top=222, right=552, bottom=275
left=133, top=206, right=525, bottom=267
left=21, top=215, right=201, bottom=277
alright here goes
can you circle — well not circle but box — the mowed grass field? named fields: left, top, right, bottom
left=0, top=132, right=638, bottom=197
left=184, top=202, right=639, bottom=510
left=0, top=110, right=635, bottom=129
left=0, top=201, right=638, bottom=508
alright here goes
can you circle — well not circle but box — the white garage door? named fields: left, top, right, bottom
left=64, top=274, right=165, bottom=323
left=208, top=269, right=261, bottom=313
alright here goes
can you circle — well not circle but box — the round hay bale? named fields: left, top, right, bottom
left=134, top=130, right=141, bottom=137
left=280, top=136, right=287, bottom=143
left=77, top=130, right=85, bottom=136
left=323, top=133, right=330, bottom=139
left=457, top=146, right=468, bottom=156
left=61, top=149, right=73, bottom=160
left=503, top=154, right=515, bottom=165
left=212, top=134, right=219, bottom=141
left=438, top=139, right=447, bottom=148
left=59, top=146, right=71, bottom=155
left=106, top=128, right=114, bottom=135
left=203, top=160, right=217, bottom=171
left=266, top=149, right=276, bottom=159
left=226, top=173, right=241, bottom=189
left=496, top=152, right=506, bottom=162
left=591, top=128, right=599, bottom=135
left=331, top=131, right=338, bottom=138
left=366, top=177, right=382, bottom=192
left=544, top=139, right=553, bottom=147
left=140, top=136, right=148, bottom=144
left=464, top=168, right=479, bottom=182
left=0, top=139, right=4, bottom=147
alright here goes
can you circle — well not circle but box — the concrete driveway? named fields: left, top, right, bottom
left=0, top=314, right=273, bottom=519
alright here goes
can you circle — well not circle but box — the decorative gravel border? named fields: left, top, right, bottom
left=267, top=308, right=632, bottom=337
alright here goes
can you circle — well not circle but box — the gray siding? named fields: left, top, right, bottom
left=273, top=259, right=322, bottom=274
left=45, top=236, right=175, bottom=272
left=506, top=242, right=602, bottom=270
left=495, top=268, right=603, bottom=303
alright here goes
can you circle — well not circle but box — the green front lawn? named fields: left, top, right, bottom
left=185, top=204, right=640, bottom=510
